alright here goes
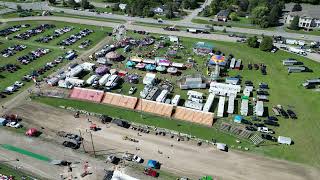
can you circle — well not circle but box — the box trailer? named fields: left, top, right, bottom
left=227, top=96, right=235, bottom=114
left=99, top=74, right=111, bottom=86
left=105, top=75, right=119, bottom=89
left=203, top=93, right=215, bottom=112
left=86, top=75, right=98, bottom=85
left=217, top=96, right=225, bottom=117
left=66, top=78, right=84, bottom=87
left=171, top=95, right=180, bottom=106
left=156, top=89, right=168, bottom=103
left=240, top=99, right=248, bottom=116
left=255, top=101, right=264, bottom=117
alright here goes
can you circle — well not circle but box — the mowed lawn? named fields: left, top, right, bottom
left=35, top=34, right=320, bottom=168
left=0, top=21, right=111, bottom=95
left=0, top=163, right=37, bottom=179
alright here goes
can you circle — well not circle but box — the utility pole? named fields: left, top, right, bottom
left=89, top=131, right=96, bottom=158
left=78, top=129, right=86, bottom=153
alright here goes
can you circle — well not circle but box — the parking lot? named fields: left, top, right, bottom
left=0, top=21, right=111, bottom=99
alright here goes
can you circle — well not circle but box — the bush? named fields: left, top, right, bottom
left=247, top=36, right=259, bottom=48
left=259, top=36, right=273, bottom=51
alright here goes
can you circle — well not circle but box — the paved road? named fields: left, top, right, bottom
left=180, top=0, right=213, bottom=23
left=1, top=1, right=320, bottom=41
left=2, top=16, right=320, bottom=63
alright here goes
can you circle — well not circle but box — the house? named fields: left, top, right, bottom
left=168, top=36, right=179, bottom=43
left=119, top=3, right=127, bottom=10
left=284, top=3, right=320, bottom=30
left=152, top=6, right=165, bottom=14
left=216, top=10, right=230, bottom=22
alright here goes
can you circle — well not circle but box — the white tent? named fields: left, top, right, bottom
left=217, top=96, right=225, bottom=117
left=203, top=93, right=215, bottom=112
left=255, top=101, right=264, bottom=116
left=278, top=136, right=292, bottom=145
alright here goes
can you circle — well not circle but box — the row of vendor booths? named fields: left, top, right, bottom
left=126, top=56, right=185, bottom=74
left=208, top=81, right=265, bottom=117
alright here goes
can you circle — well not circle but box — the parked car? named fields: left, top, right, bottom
left=144, top=168, right=158, bottom=177
left=254, top=123, right=265, bottom=127
left=62, top=141, right=80, bottom=149
left=241, top=119, right=253, bottom=125
left=6, top=121, right=22, bottom=128
left=267, top=116, right=278, bottom=121
left=128, top=86, right=137, bottom=95
left=245, top=126, right=257, bottom=131
left=25, top=128, right=39, bottom=137
left=261, top=134, right=277, bottom=142
left=133, top=155, right=143, bottom=163
left=257, top=127, right=274, bottom=134
left=107, top=155, right=120, bottom=164
left=264, top=120, right=279, bottom=126
left=287, top=109, right=297, bottom=119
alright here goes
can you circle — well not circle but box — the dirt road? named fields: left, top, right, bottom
left=8, top=102, right=320, bottom=180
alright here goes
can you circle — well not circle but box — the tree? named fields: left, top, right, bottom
left=247, top=36, right=259, bottom=48
left=222, top=28, right=227, bottom=33
left=251, top=6, right=270, bottom=28
left=289, top=16, right=300, bottom=30
left=209, top=0, right=221, bottom=15
left=68, top=0, right=78, bottom=8
left=238, top=0, right=249, bottom=12
left=166, top=2, right=176, bottom=19
left=48, top=0, right=56, bottom=4
left=268, top=5, right=281, bottom=26
left=81, top=0, right=90, bottom=9
left=260, top=36, right=273, bottom=51
left=16, top=5, right=23, bottom=12
left=229, top=12, right=239, bottom=21
left=201, top=6, right=211, bottom=17
left=292, top=3, right=302, bottom=12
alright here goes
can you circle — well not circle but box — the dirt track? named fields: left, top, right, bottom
left=7, top=102, right=320, bottom=180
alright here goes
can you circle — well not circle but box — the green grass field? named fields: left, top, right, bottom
left=285, top=28, right=320, bottom=36
left=191, top=18, right=276, bottom=30
left=0, top=21, right=111, bottom=97
left=0, top=163, right=37, bottom=180
left=35, top=32, right=320, bottom=168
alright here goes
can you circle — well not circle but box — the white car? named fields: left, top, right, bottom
left=257, top=127, right=274, bottom=134
left=14, top=81, right=24, bottom=88
left=6, top=122, right=22, bottom=128
left=128, top=87, right=137, bottom=95
left=133, top=155, right=143, bottom=163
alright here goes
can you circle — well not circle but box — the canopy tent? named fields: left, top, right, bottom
left=95, top=65, right=109, bottom=76
left=126, top=60, right=136, bottom=68
left=209, top=55, right=226, bottom=66
left=156, top=66, right=166, bottom=72
left=167, top=67, right=178, bottom=74
left=234, top=115, right=242, bottom=123
left=135, top=63, right=146, bottom=69
left=147, top=160, right=159, bottom=169
left=105, top=51, right=121, bottom=61
left=145, top=64, right=156, bottom=71
left=130, top=56, right=143, bottom=63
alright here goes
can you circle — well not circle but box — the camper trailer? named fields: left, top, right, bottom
left=99, top=74, right=111, bottom=86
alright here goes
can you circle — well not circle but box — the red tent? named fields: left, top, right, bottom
left=25, top=128, right=38, bottom=136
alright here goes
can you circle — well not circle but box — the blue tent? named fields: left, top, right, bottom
left=147, top=160, right=158, bottom=169
left=0, top=118, right=8, bottom=126
left=234, top=115, right=242, bottom=123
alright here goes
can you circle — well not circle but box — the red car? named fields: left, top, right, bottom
left=25, top=128, right=38, bottom=137
left=144, top=168, right=158, bottom=177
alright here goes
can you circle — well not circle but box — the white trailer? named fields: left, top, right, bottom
left=217, top=96, right=225, bottom=117
left=288, top=46, right=307, bottom=55
left=67, top=65, right=84, bottom=77
left=171, top=95, right=180, bottom=106
left=203, top=93, right=215, bottom=112
left=86, top=75, right=98, bottom=85
left=47, top=77, right=59, bottom=86
left=255, top=101, right=264, bottom=117
left=66, top=78, right=84, bottom=87
left=240, top=99, right=249, bottom=116
left=105, top=75, right=119, bottom=88
left=156, top=89, right=168, bottom=103
left=227, top=96, right=235, bottom=114
left=58, top=80, right=73, bottom=89
left=278, top=136, right=292, bottom=145
left=230, top=58, right=236, bottom=69
left=184, top=100, right=203, bottom=110
left=99, top=74, right=110, bottom=85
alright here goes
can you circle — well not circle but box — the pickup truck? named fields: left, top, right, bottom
left=257, top=127, right=274, bottom=134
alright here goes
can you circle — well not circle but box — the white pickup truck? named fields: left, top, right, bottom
left=257, top=127, right=274, bottom=134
